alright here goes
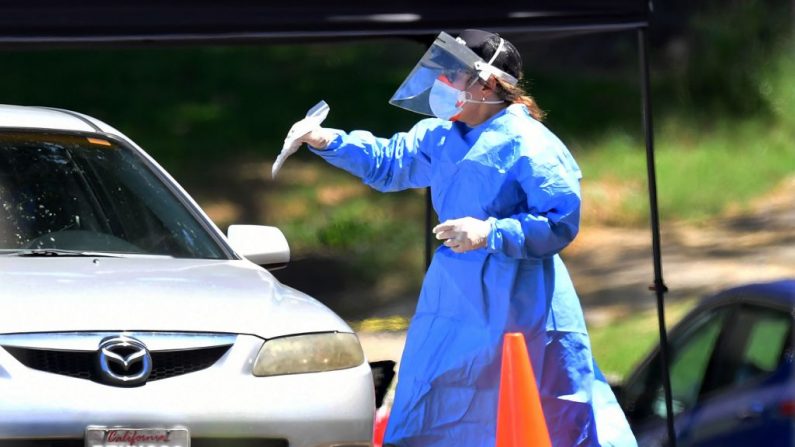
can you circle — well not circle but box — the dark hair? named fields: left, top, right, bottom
left=457, top=29, right=546, bottom=121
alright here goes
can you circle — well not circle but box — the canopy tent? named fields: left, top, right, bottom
left=0, top=1, right=647, bottom=45
left=0, top=1, right=676, bottom=444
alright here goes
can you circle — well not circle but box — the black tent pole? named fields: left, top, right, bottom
left=638, top=27, right=676, bottom=447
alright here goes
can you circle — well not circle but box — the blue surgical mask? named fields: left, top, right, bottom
left=428, top=77, right=466, bottom=121
left=428, top=76, right=506, bottom=121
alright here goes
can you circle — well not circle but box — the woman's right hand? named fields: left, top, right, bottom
left=297, top=128, right=336, bottom=150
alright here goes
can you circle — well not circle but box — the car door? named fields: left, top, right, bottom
left=675, top=300, right=794, bottom=447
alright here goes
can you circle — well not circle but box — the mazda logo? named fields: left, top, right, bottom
left=97, top=336, right=152, bottom=386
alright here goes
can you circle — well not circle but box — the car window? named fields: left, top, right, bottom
left=622, top=306, right=729, bottom=425
left=704, top=304, right=792, bottom=393
left=741, top=310, right=790, bottom=374
left=665, top=310, right=725, bottom=414
left=0, top=131, right=228, bottom=259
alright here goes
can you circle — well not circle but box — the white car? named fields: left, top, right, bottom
left=0, top=104, right=374, bottom=447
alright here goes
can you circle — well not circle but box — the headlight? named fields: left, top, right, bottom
left=252, top=332, right=365, bottom=377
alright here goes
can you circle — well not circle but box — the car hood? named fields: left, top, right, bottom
left=0, top=257, right=351, bottom=339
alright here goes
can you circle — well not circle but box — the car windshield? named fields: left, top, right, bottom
left=0, top=131, right=227, bottom=259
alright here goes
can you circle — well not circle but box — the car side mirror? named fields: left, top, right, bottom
left=227, top=225, right=290, bottom=269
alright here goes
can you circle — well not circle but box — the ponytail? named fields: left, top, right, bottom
left=514, top=95, right=546, bottom=122
left=495, top=79, right=546, bottom=122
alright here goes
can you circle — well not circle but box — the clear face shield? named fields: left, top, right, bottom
left=389, top=32, right=519, bottom=120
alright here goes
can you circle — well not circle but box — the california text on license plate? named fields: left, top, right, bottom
left=85, top=427, right=189, bottom=447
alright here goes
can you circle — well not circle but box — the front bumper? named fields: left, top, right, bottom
left=0, top=334, right=374, bottom=447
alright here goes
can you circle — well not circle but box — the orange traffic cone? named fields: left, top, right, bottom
left=496, top=332, right=552, bottom=447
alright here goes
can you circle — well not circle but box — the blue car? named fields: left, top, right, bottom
left=618, top=279, right=795, bottom=446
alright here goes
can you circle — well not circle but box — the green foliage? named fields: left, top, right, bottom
left=252, top=162, right=426, bottom=287
left=531, top=73, right=642, bottom=145
left=317, top=214, right=374, bottom=249
left=758, top=39, right=795, bottom=128
left=312, top=196, right=424, bottom=284
left=675, top=0, right=790, bottom=115
left=0, top=41, right=424, bottom=167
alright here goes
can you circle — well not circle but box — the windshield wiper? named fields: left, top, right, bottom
left=9, top=249, right=126, bottom=258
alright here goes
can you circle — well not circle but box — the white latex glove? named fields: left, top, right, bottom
left=432, top=217, right=492, bottom=253
left=272, top=100, right=330, bottom=178
left=296, top=128, right=337, bottom=150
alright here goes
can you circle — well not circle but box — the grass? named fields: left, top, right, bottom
left=575, top=117, right=795, bottom=225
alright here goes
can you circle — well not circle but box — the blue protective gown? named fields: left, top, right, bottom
left=312, top=104, right=637, bottom=447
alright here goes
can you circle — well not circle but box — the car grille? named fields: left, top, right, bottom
left=0, top=440, right=288, bottom=447
left=3, top=345, right=230, bottom=383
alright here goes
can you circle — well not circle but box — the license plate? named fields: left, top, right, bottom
left=85, top=427, right=189, bottom=447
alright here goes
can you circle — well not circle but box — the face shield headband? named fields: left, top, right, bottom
left=389, top=32, right=519, bottom=118
left=466, top=36, right=519, bottom=86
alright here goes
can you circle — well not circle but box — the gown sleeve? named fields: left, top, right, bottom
left=485, top=150, right=582, bottom=260
left=309, top=119, right=444, bottom=192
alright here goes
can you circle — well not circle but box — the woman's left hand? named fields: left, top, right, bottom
left=433, top=217, right=492, bottom=253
